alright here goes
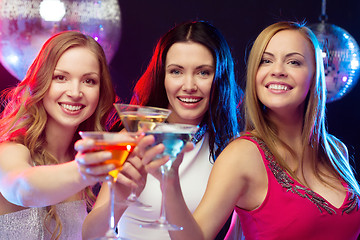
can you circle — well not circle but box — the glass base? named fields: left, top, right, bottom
left=92, top=237, right=130, bottom=240
left=139, top=220, right=183, bottom=231
left=125, top=197, right=152, bottom=208
left=90, top=229, right=131, bottom=240
left=92, top=235, right=130, bottom=240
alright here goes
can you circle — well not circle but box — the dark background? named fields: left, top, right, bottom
left=0, top=0, right=359, bottom=176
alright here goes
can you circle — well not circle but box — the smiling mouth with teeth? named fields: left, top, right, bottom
left=61, top=103, right=83, bottom=111
left=178, top=97, right=201, bottom=103
left=267, top=84, right=291, bottom=91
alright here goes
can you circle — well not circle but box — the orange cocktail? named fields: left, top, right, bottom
left=89, top=141, right=136, bottom=179
left=79, top=131, right=137, bottom=180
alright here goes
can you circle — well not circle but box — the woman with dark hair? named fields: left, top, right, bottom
left=0, top=31, right=116, bottom=240
left=80, top=20, right=243, bottom=239
left=140, top=21, right=360, bottom=239
left=124, top=20, right=241, bottom=160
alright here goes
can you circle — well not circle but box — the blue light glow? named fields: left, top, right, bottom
left=351, top=60, right=359, bottom=69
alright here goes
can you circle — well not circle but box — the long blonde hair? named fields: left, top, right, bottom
left=244, top=21, right=360, bottom=195
left=0, top=31, right=116, bottom=239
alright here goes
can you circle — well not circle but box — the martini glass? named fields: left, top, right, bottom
left=79, top=131, right=137, bottom=240
left=139, top=123, right=199, bottom=231
left=113, top=103, right=171, bottom=208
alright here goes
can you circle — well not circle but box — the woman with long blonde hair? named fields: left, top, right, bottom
left=140, top=21, right=360, bottom=239
left=0, top=31, right=116, bottom=239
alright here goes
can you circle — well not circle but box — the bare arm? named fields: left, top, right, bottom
left=0, top=142, right=97, bottom=207
left=142, top=137, right=266, bottom=240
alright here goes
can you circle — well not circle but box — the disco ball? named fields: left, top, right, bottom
left=0, top=0, right=121, bottom=81
left=309, top=22, right=360, bottom=102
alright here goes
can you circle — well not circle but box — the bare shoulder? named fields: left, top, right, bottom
left=0, top=142, right=30, bottom=156
left=0, top=142, right=32, bottom=169
left=216, top=137, right=262, bottom=166
left=0, top=143, right=33, bottom=214
left=213, top=137, right=265, bottom=182
left=208, top=137, right=268, bottom=210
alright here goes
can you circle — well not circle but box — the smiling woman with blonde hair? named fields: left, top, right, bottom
left=140, top=21, right=360, bottom=240
left=0, top=31, right=116, bottom=240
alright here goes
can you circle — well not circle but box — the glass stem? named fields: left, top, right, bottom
left=159, top=164, right=168, bottom=224
left=106, top=179, right=117, bottom=237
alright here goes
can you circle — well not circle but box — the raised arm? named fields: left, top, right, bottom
left=141, top=137, right=266, bottom=240
left=0, top=142, right=94, bottom=207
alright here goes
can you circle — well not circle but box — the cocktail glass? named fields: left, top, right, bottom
left=79, top=131, right=137, bottom=239
left=113, top=103, right=171, bottom=208
left=139, top=123, right=199, bottom=231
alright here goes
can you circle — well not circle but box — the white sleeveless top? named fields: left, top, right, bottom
left=117, top=133, right=213, bottom=240
left=0, top=200, right=87, bottom=240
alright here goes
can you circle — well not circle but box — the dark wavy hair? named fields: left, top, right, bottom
left=128, top=20, right=242, bottom=160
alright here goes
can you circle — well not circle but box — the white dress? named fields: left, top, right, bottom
left=0, top=200, right=87, bottom=240
left=117, top=133, right=213, bottom=240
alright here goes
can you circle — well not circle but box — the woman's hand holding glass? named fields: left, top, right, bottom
left=75, top=138, right=114, bottom=183
left=74, top=136, right=147, bottom=201
left=137, top=134, right=194, bottom=181
left=133, top=130, right=195, bottom=231
left=116, top=146, right=148, bottom=199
